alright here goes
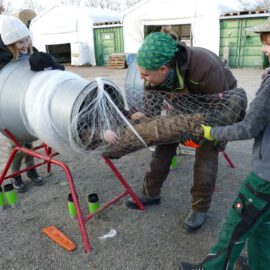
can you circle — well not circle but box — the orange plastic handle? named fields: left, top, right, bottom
left=183, top=140, right=200, bottom=148
left=42, top=226, right=76, bottom=252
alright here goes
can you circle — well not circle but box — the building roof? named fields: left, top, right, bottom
left=30, top=5, right=121, bottom=27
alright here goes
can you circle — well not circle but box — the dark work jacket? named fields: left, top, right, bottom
left=175, top=42, right=237, bottom=94
left=144, top=42, right=237, bottom=116
left=0, top=36, right=13, bottom=70
left=146, top=42, right=237, bottom=94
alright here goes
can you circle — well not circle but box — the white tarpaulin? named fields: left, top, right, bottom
left=30, top=5, right=121, bottom=66
left=123, top=0, right=240, bottom=55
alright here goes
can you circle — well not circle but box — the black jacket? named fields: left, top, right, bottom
left=0, top=36, right=13, bottom=70
left=144, top=42, right=238, bottom=117
left=0, top=36, right=39, bottom=70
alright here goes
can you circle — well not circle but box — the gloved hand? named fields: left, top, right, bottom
left=200, top=124, right=214, bottom=141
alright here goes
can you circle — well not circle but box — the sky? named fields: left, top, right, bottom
left=4, top=0, right=63, bottom=13
left=3, top=0, right=260, bottom=14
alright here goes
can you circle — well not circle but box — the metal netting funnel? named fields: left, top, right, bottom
left=125, top=56, right=144, bottom=112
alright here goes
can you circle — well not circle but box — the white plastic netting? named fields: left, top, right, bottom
left=22, top=70, right=89, bottom=156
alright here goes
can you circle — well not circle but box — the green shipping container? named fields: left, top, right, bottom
left=94, top=26, right=124, bottom=66
left=220, top=17, right=269, bottom=68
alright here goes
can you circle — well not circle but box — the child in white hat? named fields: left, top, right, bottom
left=0, top=16, right=43, bottom=192
left=0, top=15, right=33, bottom=62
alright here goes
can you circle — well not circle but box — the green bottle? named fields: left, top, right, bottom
left=0, top=186, right=5, bottom=211
left=67, top=193, right=77, bottom=219
left=88, top=193, right=100, bottom=214
left=170, top=156, right=177, bottom=170
left=4, top=184, right=17, bottom=208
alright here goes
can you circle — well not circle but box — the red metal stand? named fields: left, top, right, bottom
left=0, top=129, right=144, bottom=253
left=219, top=150, right=235, bottom=169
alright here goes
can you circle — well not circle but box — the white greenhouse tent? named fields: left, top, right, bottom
left=123, top=0, right=240, bottom=55
left=30, top=5, right=121, bottom=66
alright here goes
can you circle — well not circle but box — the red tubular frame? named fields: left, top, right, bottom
left=219, top=150, right=236, bottom=169
left=0, top=129, right=144, bottom=253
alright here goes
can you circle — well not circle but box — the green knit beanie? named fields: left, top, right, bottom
left=136, top=32, right=178, bottom=70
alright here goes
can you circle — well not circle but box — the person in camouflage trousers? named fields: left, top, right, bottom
left=179, top=18, right=270, bottom=270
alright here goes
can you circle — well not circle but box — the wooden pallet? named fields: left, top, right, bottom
left=223, top=9, right=267, bottom=17
left=108, top=54, right=126, bottom=69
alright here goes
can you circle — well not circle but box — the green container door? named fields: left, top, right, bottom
left=220, top=17, right=268, bottom=68
left=101, top=32, right=115, bottom=65
left=94, top=26, right=124, bottom=66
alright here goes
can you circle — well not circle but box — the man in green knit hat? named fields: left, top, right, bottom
left=126, top=32, right=238, bottom=232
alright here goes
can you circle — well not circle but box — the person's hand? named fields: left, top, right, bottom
left=103, top=130, right=119, bottom=145
left=131, top=112, right=146, bottom=121
left=200, top=124, right=214, bottom=141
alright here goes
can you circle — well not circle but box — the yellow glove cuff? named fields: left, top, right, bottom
left=200, top=124, right=214, bottom=141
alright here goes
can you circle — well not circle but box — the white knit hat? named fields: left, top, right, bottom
left=0, top=16, right=30, bottom=45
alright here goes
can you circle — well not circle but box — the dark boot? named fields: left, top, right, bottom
left=12, top=175, right=26, bottom=192
left=183, top=209, right=207, bottom=232
left=179, top=262, right=205, bottom=270
left=125, top=193, right=161, bottom=209
left=26, top=169, right=43, bottom=186
left=235, top=256, right=250, bottom=270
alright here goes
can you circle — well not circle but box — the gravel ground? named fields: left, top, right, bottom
left=0, top=65, right=263, bottom=270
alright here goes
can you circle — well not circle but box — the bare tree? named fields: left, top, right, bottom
left=83, top=0, right=120, bottom=10
left=0, top=0, right=13, bottom=14
left=0, top=0, right=5, bottom=14
left=52, top=0, right=144, bottom=11
left=254, top=0, right=270, bottom=10
left=237, top=0, right=270, bottom=10
left=22, top=0, right=45, bottom=13
left=125, top=0, right=143, bottom=9
left=83, top=0, right=143, bottom=11
left=56, top=0, right=83, bottom=5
